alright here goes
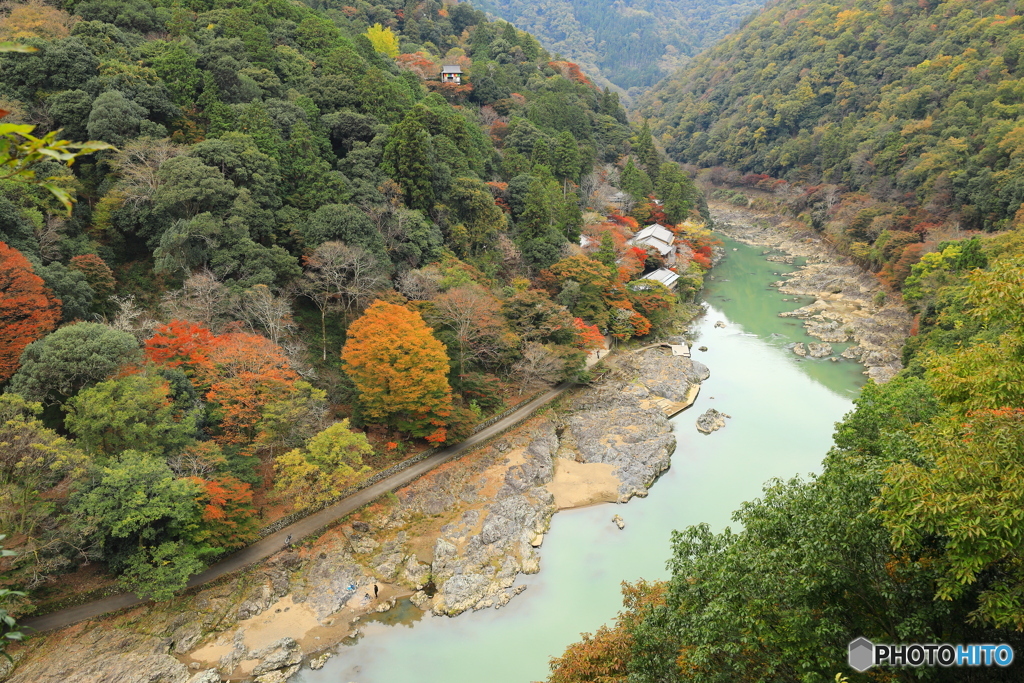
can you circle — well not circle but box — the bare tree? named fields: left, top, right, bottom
left=430, top=284, right=506, bottom=375
left=105, top=295, right=159, bottom=341
left=301, top=241, right=388, bottom=359
left=396, top=265, right=442, bottom=300
left=167, top=443, right=225, bottom=479
left=495, top=233, right=526, bottom=280
left=160, top=269, right=233, bottom=331
left=109, top=138, right=184, bottom=207
left=512, top=342, right=564, bottom=395
left=234, top=284, right=296, bottom=345
left=35, top=215, right=65, bottom=263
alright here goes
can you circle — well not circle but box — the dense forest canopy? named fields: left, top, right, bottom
left=0, top=0, right=707, bottom=614
left=643, top=0, right=1024, bottom=230
left=638, top=0, right=1024, bottom=302
left=465, top=0, right=765, bottom=91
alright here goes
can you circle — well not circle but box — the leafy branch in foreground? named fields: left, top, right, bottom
left=0, top=43, right=114, bottom=214
left=0, top=535, right=27, bottom=662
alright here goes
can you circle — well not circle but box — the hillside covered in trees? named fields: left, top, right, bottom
left=0, top=0, right=708, bottom=617
left=466, top=0, right=764, bottom=91
left=641, top=0, right=1024, bottom=289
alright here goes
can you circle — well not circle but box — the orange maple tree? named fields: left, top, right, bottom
left=144, top=320, right=215, bottom=377
left=202, top=332, right=299, bottom=446
left=573, top=317, right=605, bottom=351
left=341, top=300, right=452, bottom=443
left=0, top=242, right=61, bottom=382
left=144, top=323, right=299, bottom=446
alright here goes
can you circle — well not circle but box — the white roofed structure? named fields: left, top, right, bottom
left=628, top=223, right=675, bottom=256
left=640, top=268, right=680, bottom=289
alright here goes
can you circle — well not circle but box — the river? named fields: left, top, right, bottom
left=295, top=233, right=866, bottom=683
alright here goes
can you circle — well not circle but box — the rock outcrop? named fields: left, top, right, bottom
left=696, top=408, right=729, bottom=434
left=3, top=628, right=192, bottom=683
left=712, top=204, right=911, bottom=383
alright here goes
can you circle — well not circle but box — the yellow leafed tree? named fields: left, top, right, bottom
left=365, top=23, right=399, bottom=58
left=274, top=420, right=372, bottom=510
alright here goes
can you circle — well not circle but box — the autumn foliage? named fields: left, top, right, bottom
left=548, top=580, right=666, bottom=683
left=202, top=332, right=300, bottom=445
left=145, top=322, right=299, bottom=446
left=341, top=300, right=452, bottom=443
left=145, top=319, right=216, bottom=376
left=573, top=317, right=604, bottom=351
left=0, top=242, right=61, bottom=382
left=548, top=61, right=592, bottom=86
left=191, top=474, right=259, bottom=549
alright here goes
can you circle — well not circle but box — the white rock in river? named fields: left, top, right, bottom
left=612, top=514, right=625, bottom=530
left=806, top=342, right=833, bottom=359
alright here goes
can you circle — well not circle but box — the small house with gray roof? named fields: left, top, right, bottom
left=441, top=65, right=463, bottom=84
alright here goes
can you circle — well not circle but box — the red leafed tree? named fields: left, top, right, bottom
left=573, top=317, right=604, bottom=351
left=0, top=242, right=61, bottom=382
left=144, top=320, right=215, bottom=377
left=396, top=51, right=440, bottom=80
left=190, top=474, right=259, bottom=549
left=607, top=212, right=639, bottom=230
left=202, top=332, right=299, bottom=446
left=548, top=61, right=593, bottom=86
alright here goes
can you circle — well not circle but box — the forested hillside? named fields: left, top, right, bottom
left=640, top=0, right=1024, bottom=295
left=465, top=0, right=764, bottom=91
left=0, top=0, right=707, bottom=617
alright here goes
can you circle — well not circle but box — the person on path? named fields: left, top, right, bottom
left=285, top=534, right=292, bottom=548
left=374, top=584, right=379, bottom=599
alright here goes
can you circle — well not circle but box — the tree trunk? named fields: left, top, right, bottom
left=321, top=308, right=327, bottom=361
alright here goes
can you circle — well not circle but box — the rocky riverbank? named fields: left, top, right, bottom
left=710, top=203, right=911, bottom=383
left=1, top=348, right=708, bottom=683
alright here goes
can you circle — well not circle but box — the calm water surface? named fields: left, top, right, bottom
left=295, top=234, right=865, bottom=683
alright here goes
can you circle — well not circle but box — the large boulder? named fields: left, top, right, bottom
left=696, top=409, right=729, bottom=434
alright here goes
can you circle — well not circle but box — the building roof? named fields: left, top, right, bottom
left=639, top=268, right=680, bottom=289
left=441, top=65, right=463, bottom=73
left=628, top=223, right=675, bottom=256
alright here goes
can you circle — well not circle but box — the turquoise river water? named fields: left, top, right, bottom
left=295, top=234, right=867, bottom=683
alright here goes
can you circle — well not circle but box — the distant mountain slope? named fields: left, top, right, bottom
left=465, top=0, right=765, bottom=91
left=640, top=0, right=1024, bottom=231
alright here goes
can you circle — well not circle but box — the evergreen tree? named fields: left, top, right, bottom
left=620, top=158, right=653, bottom=202
left=382, top=114, right=435, bottom=213
left=553, top=131, right=581, bottom=187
